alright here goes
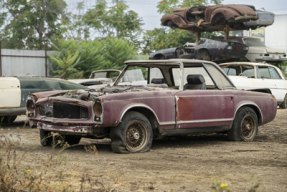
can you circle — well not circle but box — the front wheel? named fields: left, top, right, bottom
left=40, top=130, right=52, bottom=146
left=228, top=107, right=258, bottom=142
left=110, top=112, right=153, bottom=153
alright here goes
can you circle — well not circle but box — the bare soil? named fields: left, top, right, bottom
left=1, top=109, right=287, bottom=192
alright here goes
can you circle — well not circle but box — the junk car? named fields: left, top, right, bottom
left=0, top=77, right=87, bottom=123
left=220, top=62, right=287, bottom=108
left=69, top=69, right=147, bottom=90
left=161, top=4, right=273, bottom=31
left=149, top=39, right=248, bottom=62
left=27, top=60, right=277, bottom=153
left=213, top=36, right=287, bottom=62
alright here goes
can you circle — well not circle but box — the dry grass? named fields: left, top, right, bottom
left=0, top=131, right=114, bottom=192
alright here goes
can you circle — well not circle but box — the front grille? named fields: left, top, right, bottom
left=38, top=102, right=89, bottom=119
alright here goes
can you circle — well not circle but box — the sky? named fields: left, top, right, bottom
left=67, top=0, right=287, bottom=30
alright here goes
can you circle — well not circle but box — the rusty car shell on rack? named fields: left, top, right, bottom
left=161, top=4, right=274, bottom=32
left=27, top=59, right=277, bottom=153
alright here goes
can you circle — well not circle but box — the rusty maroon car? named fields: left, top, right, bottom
left=161, top=4, right=260, bottom=31
left=26, top=60, right=277, bottom=153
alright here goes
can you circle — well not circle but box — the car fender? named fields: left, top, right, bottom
left=233, top=101, right=263, bottom=124
left=210, top=8, right=240, bottom=23
left=117, top=103, right=160, bottom=126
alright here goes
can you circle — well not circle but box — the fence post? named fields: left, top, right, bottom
left=0, top=41, right=2, bottom=76
left=45, top=44, right=48, bottom=77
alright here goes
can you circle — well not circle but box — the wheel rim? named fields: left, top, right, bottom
left=125, top=121, right=148, bottom=152
left=241, top=114, right=256, bottom=140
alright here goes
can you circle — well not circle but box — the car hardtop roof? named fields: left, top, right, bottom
left=124, top=59, right=216, bottom=66
left=219, top=62, right=277, bottom=67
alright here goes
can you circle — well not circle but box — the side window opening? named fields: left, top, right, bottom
left=268, top=67, right=281, bottom=79
left=258, top=67, right=271, bottom=79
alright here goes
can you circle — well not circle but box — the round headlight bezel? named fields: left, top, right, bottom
left=93, top=100, right=103, bottom=122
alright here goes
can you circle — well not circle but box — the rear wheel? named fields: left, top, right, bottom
left=280, top=95, right=287, bottom=109
left=110, top=111, right=153, bottom=153
left=228, top=107, right=258, bottom=142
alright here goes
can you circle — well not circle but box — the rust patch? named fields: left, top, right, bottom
left=177, top=97, right=193, bottom=121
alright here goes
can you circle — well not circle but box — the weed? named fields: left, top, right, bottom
left=211, top=179, right=231, bottom=192
left=0, top=131, right=109, bottom=192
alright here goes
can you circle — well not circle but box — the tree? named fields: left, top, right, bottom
left=0, top=0, right=68, bottom=50
left=49, top=50, right=81, bottom=80
left=83, top=0, right=143, bottom=48
left=142, top=0, right=222, bottom=54
left=157, top=0, right=222, bottom=15
left=49, top=37, right=138, bottom=78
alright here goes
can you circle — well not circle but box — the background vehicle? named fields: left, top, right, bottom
left=69, top=69, right=147, bottom=90
left=213, top=36, right=287, bottom=62
left=149, top=39, right=249, bottom=62
left=27, top=60, right=277, bottom=153
left=0, top=77, right=87, bottom=123
left=220, top=62, right=287, bottom=108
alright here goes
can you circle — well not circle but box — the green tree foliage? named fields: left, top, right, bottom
left=142, top=0, right=222, bottom=54
left=50, top=37, right=137, bottom=78
left=49, top=50, right=81, bottom=79
left=0, top=0, right=68, bottom=50
left=65, top=2, right=90, bottom=40
left=83, top=0, right=143, bottom=48
left=157, top=0, right=222, bottom=15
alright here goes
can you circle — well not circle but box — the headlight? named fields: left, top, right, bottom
left=93, top=100, right=102, bottom=122
left=26, top=96, right=35, bottom=118
left=226, top=46, right=232, bottom=50
left=243, top=47, right=249, bottom=50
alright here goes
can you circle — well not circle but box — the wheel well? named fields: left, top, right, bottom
left=211, top=13, right=226, bottom=25
left=153, top=54, right=165, bottom=60
left=124, top=107, right=160, bottom=137
left=237, top=105, right=263, bottom=124
left=197, top=49, right=209, bottom=59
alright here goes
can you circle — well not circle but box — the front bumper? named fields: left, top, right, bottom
left=36, top=121, right=93, bottom=136
left=256, top=57, right=287, bottom=63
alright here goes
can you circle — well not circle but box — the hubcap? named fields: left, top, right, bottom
left=125, top=121, right=148, bottom=152
left=241, top=115, right=256, bottom=139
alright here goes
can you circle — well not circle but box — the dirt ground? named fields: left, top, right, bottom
left=1, top=109, right=287, bottom=192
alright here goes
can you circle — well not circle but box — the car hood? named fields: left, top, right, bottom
left=31, top=85, right=177, bottom=102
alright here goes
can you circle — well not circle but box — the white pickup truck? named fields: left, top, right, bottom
left=219, top=62, right=287, bottom=108
left=0, top=77, right=87, bottom=123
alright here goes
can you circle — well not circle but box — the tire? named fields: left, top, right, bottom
left=40, top=130, right=52, bottom=146
left=228, top=107, right=258, bottom=142
left=110, top=111, right=153, bottom=154
left=202, top=50, right=211, bottom=61
left=64, top=135, right=81, bottom=146
left=0, top=115, right=17, bottom=123
left=279, top=95, right=287, bottom=109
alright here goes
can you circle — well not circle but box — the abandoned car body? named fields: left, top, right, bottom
left=149, top=39, right=248, bottom=62
left=213, top=36, right=287, bottom=62
left=0, top=77, right=87, bottom=123
left=27, top=60, right=277, bottom=153
left=161, top=5, right=268, bottom=32
left=69, top=69, right=147, bottom=90
left=220, top=62, right=287, bottom=108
